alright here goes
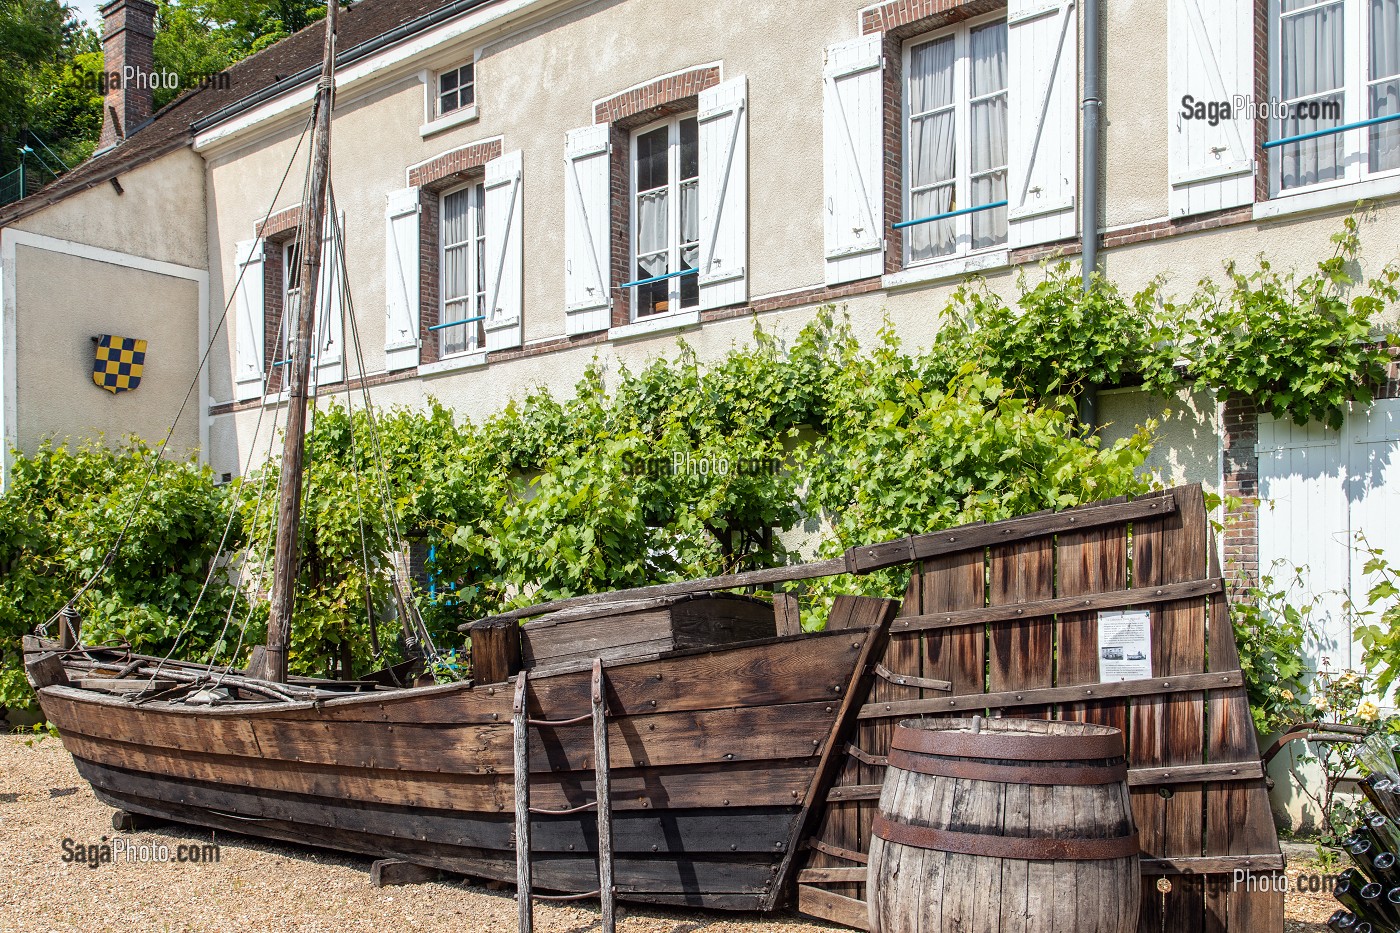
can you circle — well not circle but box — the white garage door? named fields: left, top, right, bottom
left=1257, top=398, right=1400, bottom=677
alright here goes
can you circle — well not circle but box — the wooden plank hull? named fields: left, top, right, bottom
left=36, top=628, right=874, bottom=911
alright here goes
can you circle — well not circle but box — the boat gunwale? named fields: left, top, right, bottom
left=35, top=624, right=874, bottom=717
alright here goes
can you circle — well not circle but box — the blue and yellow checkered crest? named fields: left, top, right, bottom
left=92, top=335, right=146, bottom=394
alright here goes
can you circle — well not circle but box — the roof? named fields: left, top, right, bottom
left=0, top=0, right=495, bottom=225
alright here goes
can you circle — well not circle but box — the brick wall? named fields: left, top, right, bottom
left=862, top=0, right=1004, bottom=38
left=98, top=0, right=157, bottom=151
left=263, top=240, right=285, bottom=393
left=1221, top=394, right=1261, bottom=594
left=593, top=67, right=720, bottom=125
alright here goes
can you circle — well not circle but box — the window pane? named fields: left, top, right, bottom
left=1372, top=80, right=1400, bottom=170
left=637, top=252, right=669, bottom=317
left=1280, top=92, right=1346, bottom=187
left=458, top=64, right=475, bottom=108
left=443, top=188, right=470, bottom=246
left=908, top=185, right=955, bottom=262
left=910, top=111, right=956, bottom=188
left=680, top=117, right=699, bottom=180
left=440, top=300, right=471, bottom=356
left=909, top=36, right=955, bottom=114
left=440, top=70, right=459, bottom=93
left=679, top=179, right=699, bottom=247
left=970, top=22, right=1008, bottom=98
left=636, top=189, right=668, bottom=256
left=971, top=171, right=1008, bottom=249
left=1281, top=2, right=1345, bottom=100
left=635, top=126, right=669, bottom=192
left=680, top=244, right=699, bottom=308
left=971, top=95, right=1007, bottom=175
left=1375, top=0, right=1400, bottom=78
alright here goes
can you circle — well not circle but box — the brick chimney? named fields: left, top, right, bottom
left=98, top=0, right=158, bottom=151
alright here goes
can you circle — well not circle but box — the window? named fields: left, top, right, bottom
left=282, top=239, right=301, bottom=364
left=631, top=115, right=699, bottom=318
left=1273, top=0, right=1400, bottom=192
left=902, top=17, right=1008, bottom=265
left=438, top=63, right=475, bottom=117
left=439, top=182, right=486, bottom=357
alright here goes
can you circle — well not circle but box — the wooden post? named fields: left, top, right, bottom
left=773, top=593, right=802, bottom=637
left=469, top=618, right=521, bottom=685
left=264, top=0, right=338, bottom=684
left=58, top=608, right=81, bottom=651
left=592, top=658, right=615, bottom=933
left=512, top=672, right=532, bottom=933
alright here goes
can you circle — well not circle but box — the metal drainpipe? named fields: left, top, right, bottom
left=1078, top=0, right=1103, bottom=431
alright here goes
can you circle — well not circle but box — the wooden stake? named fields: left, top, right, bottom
left=592, top=658, right=615, bottom=933
left=469, top=618, right=521, bottom=685
left=264, top=0, right=337, bottom=684
left=513, top=672, right=532, bottom=933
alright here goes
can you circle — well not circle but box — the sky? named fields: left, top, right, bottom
left=69, top=0, right=102, bottom=30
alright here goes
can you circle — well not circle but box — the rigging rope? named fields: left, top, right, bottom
left=44, top=111, right=317, bottom=637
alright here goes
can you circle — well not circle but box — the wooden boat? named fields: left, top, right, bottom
left=24, top=595, right=887, bottom=910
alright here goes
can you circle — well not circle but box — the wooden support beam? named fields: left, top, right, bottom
left=512, top=673, right=532, bottom=933
left=797, top=884, right=871, bottom=931
left=798, top=866, right=869, bottom=884
left=111, top=810, right=166, bottom=832
left=1127, top=761, right=1265, bottom=786
left=370, top=859, right=440, bottom=888
left=846, top=492, right=1177, bottom=572
left=890, top=578, right=1224, bottom=634
left=1140, top=854, right=1285, bottom=875
left=858, top=670, right=1245, bottom=720
left=592, top=659, right=615, bottom=933
left=471, top=618, right=522, bottom=686
left=773, top=593, right=802, bottom=637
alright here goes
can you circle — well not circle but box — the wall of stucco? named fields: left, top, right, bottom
left=185, top=0, right=1400, bottom=489
left=12, top=245, right=201, bottom=455
left=12, top=149, right=208, bottom=270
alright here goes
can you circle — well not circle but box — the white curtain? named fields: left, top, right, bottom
left=1372, top=0, right=1400, bottom=171
left=908, top=35, right=957, bottom=261
left=970, top=22, right=1008, bottom=249
left=1280, top=0, right=1346, bottom=188
left=441, top=187, right=473, bottom=356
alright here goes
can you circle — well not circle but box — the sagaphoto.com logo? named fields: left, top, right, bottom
left=60, top=834, right=221, bottom=869
left=1180, top=93, right=1341, bottom=126
left=73, top=66, right=231, bottom=95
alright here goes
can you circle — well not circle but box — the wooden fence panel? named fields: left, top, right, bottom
left=796, top=485, right=1281, bottom=933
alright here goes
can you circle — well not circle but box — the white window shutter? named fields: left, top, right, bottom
left=384, top=187, right=421, bottom=372
left=483, top=149, right=524, bottom=351
left=233, top=238, right=265, bottom=401
left=1007, top=0, right=1079, bottom=249
left=314, top=211, right=346, bottom=387
left=698, top=77, right=748, bottom=310
left=823, top=36, right=885, bottom=285
left=564, top=125, right=612, bottom=335
left=1168, top=0, right=1254, bottom=217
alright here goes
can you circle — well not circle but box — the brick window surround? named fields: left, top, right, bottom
left=865, top=0, right=1007, bottom=275
left=596, top=66, right=721, bottom=327
left=257, top=203, right=308, bottom=393
left=410, top=139, right=501, bottom=364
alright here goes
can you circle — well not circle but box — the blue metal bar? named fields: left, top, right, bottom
left=619, top=267, right=699, bottom=290
left=272, top=359, right=291, bottom=367
left=428, top=314, right=486, bottom=332
left=1264, top=111, right=1400, bottom=150
left=893, top=200, right=1008, bottom=230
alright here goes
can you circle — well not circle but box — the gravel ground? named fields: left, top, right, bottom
left=0, top=733, right=1336, bottom=932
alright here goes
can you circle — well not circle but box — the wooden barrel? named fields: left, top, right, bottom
left=868, top=717, right=1140, bottom=933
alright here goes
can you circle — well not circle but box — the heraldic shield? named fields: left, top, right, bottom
left=92, top=335, right=147, bottom=393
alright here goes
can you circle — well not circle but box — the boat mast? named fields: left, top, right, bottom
left=263, top=0, right=338, bottom=684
